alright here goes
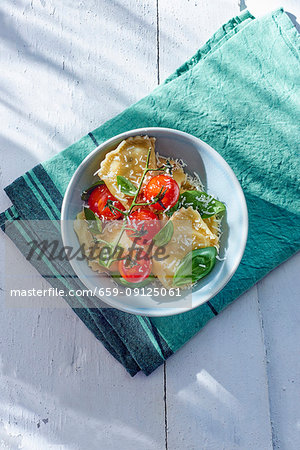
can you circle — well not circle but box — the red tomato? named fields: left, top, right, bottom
left=119, top=250, right=152, bottom=283
left=88, top=185, right=125, bottom=220
left=144, top=175, right=179, bottom=211
left=126, top=209, right=161, bottom=244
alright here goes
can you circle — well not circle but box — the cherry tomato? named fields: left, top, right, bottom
left=144, top=175, right=179, bottom=211
left=88, top=185, right=125, bottom=220
left=119, top=250, right=152, bottom=283
left=126, top=208, right=161, bottom=244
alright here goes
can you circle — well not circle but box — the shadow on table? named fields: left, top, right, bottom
left=286, top=11, right=300, bottom=32
left=0, top=293, right=164, bottom=449
left=0, top=0, right=180, bottom=175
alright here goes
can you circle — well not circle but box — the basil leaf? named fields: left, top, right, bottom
left=153, top=221, right=174, bottom=246
left=117, top=175, right=137, bottom=196
left=167, top=190, right=226, bottom=218
left=84, top=207, right=97, bottom=221
left=84, top=207, right=102, bottom=234
left=97, top=241, right=119, bottom=268
left=81, top=180, right=104, bottom=201
left=173, top=247, right=217, bottom=287
left=111, top=272, right=154, bottom=288
left=98, top=248, right=113, bottom=268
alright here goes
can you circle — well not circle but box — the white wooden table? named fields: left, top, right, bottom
left=0, top=1, right=299, bottom=449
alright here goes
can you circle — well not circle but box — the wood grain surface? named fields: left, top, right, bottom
left=0, top=1, right=299, bottom=449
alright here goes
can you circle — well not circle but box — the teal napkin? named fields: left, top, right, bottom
left=1, top=9, right=299, bottom=376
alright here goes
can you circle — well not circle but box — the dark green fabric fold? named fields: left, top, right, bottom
left=1, top=9, right=299, bottom=375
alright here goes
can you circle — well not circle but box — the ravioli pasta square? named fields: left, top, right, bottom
left=74, top=211, right=132, bottom=273
left=152, top=207, right=219, bottom=288
left=157, top=155, right=187, bottom=189
left=98, top=135, right=157, bottom=208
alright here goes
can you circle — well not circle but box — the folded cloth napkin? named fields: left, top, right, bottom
left=1, top=9, right=299, bottom=376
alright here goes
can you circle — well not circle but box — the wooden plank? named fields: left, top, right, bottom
left=0, top=282, right=165, bottom=450
left=165, top=288, right=273, bottom=449
left=257, top=252, right=300, bottom=450
left=158, top=0, right=239, bottom=83
left=0, top=1, right=165, bottom=449
left=157, top=1, right=284, bottom=448
left=247, top=0, right=300, bottom=19
left=0, top=0, right=159, bottom=181
left=238, top=3, right=300, bottom=448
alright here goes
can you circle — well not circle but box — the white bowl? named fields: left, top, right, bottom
left=61, top=128, right=248, bottom=316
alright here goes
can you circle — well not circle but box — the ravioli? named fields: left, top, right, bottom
left=98, top=135, right=157, bottom=209
left=152, top=207, right=218, bottom=288
left=75, top=133, right=225, bottom=289
left=157, top=155, right=187, bottom=189
left=203, top=215, right=221, bottom=237
left=180, top=173, right=204, bottom=193
left=74, top=211, right=132, bottom=272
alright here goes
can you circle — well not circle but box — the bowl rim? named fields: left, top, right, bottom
left=61, top=127, right=248, bottom=316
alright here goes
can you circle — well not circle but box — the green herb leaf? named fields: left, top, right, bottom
left=84, top=207, right=102, bottom=234
left=98, top=248, right=113, bottom=268
left=167, top=190, right=226, bottom=218
left=104, top=199, right=125, bottom=217
left=173, top=247, right=217, bottom=287
left=117, top=175, right=137, bottom=196
left=81, top=180, right=104, bottom=201
left=111, top=272, right=154, bottom=288
left=84, top=207, right=97, bottom=221
left=97, top=241, right=123, bottom=268
left=153, top=220, right=174, bottom=247
left=129, top=223, right=149, bottom=239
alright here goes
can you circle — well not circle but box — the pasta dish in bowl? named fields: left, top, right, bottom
left=61, top=128, right=248, bottom=316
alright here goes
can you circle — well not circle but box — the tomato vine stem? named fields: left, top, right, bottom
left=103, top=148, right=171, bottom=267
